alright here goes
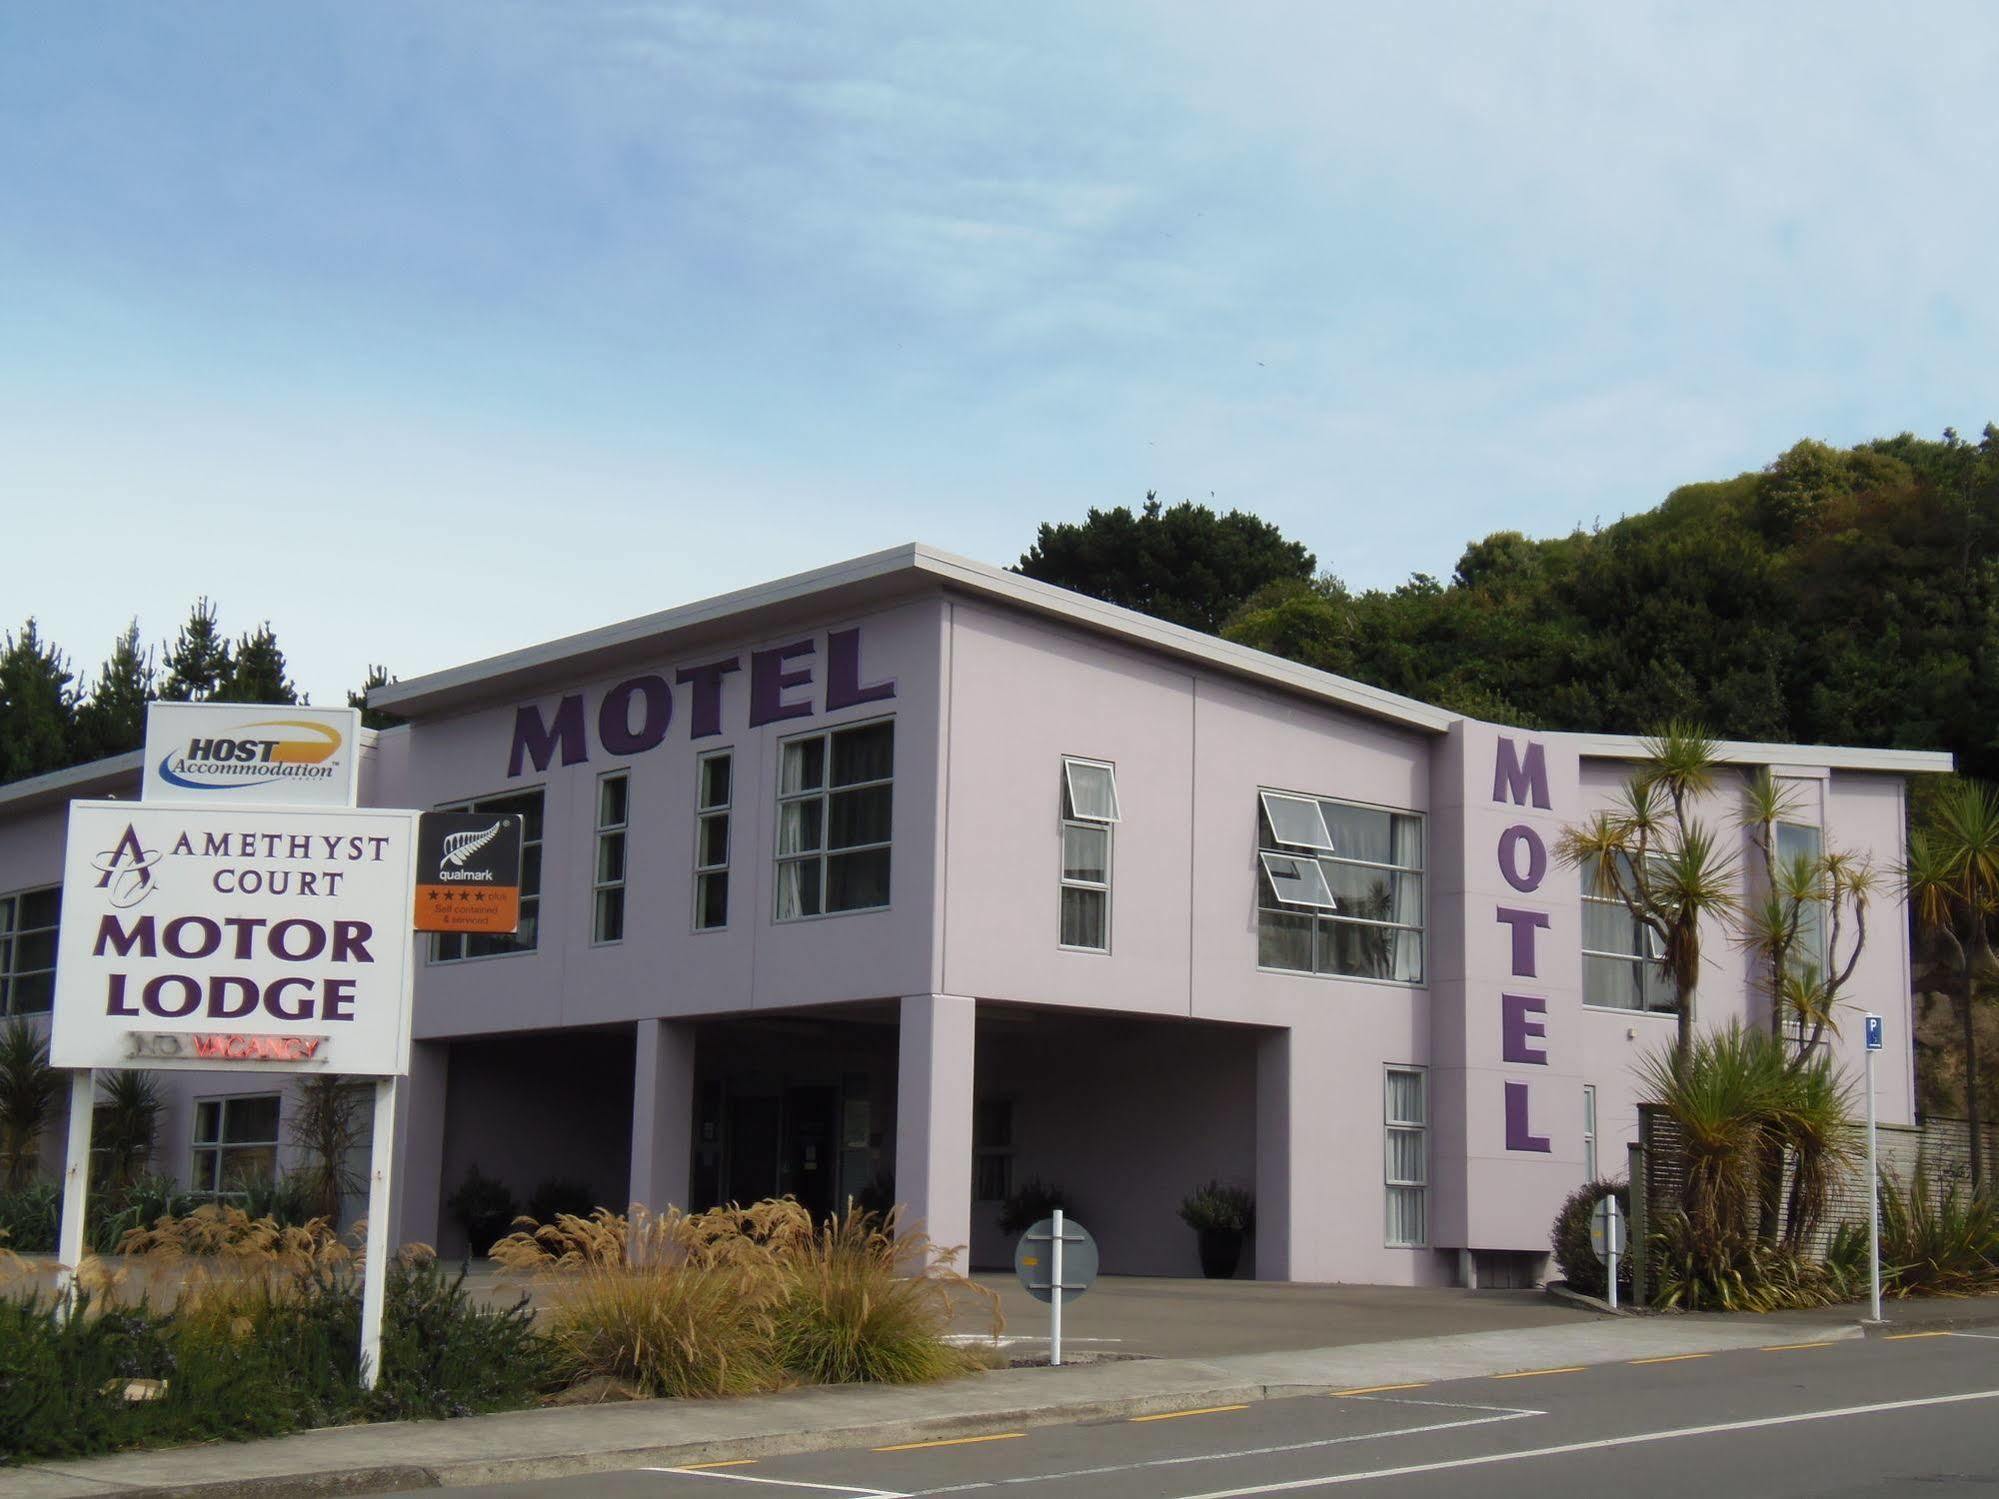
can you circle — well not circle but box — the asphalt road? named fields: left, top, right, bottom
left=397, top=1330, right=1999, bottom=1498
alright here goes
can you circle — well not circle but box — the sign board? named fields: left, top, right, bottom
left=50, top=801, right=417, bottom=1076
left=142, top=702, right=361, bottom=808
left=1014, top=1215, right=1099, bottom=1305
left=413, top=812, right=523, bottom=934
left=1865, top=1014, right=1884, bottom=1051
left=1590, top=1198, right=1625, bottom=1258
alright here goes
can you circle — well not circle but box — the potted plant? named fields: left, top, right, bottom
left=447, top=1163, right=519, bottom=1257
left=1178, top=1181, right=1254, bottom=1279
left=998, top=1178, right=1071, bottom=1237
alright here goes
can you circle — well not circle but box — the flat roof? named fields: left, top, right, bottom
left=0, top=751, right=142, bottom=815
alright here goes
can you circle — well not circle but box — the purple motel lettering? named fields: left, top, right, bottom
left=1494, top=736, right=1552, bottom=1153
left=508, top=627, right=896, bottom=778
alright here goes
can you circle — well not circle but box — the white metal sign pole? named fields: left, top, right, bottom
left=1607, top=1195, right=1620, bottom=1312
left=1049, top=1208, right=1065, bottom=1368
left=54, top=1069, right=95, bottom=1315
left=1866, top=1033, right=1881, bottom=1324
left=358, top=1075, right=398, bottom=1390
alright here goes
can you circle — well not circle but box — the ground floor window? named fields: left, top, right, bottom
left=1584, top=1084, right=1598, bottom=1181
left=190, top=1094, right=281, bottom=1196
left=1385, top=1066, right=1427, bottom=1247
left=0, top=884, right=59, bottom=1015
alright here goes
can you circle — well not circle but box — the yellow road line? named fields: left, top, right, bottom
left=1333, top=1382, right=1430, bottom=1396
left=672, top=1459, right=758, bottom=1470
left=874, top=1432, right=1026, bottom=1452
left=1760, top=1342, right=1837, bottom=1353
left=1129, top=1404, right=1251, bottom=1423
left=1629, top=1353, right=1710, bottom=1366
left=1493, top=1366, right=1588, bottom=1379
left=1885, top=1331, right=1952, bottom=1341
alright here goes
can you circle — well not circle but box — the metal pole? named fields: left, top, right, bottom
left=54, top=1069, right=95, bottom=1317
left=359, top=1075, right=398, bottom=1389
left=1050, top=1208, right=1064, bottom=1368
left=1866, top=1042, right=1881, bottom=1324
left=1607, top=1194, right=1620, bottom=1312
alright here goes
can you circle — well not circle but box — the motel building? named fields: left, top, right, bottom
left=0, top=545, right=1946, bottom=1284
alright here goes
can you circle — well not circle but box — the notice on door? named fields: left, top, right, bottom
left=413, top=812, right=522, bottom=935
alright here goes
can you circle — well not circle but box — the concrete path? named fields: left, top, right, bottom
left=2, top=1308, right=1902, bottom=1498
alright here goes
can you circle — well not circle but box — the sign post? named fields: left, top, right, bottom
left=1014, top=1212, right=1099, bottom=1367
left=1865, top=1012, right=1884, bottom=1324
left=53, top=1070, right=94, bottom=1314
left=1589, top=1194, right=1624, bottom=1311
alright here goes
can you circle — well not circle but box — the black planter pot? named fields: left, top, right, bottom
left=1196, top=1226, right=1244, bottom=1280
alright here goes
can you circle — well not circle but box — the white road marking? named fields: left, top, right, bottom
left=1162, top=1387, right=1999, bottom=1496
left=1945, top=1331, right=1999, bottom=1341
left=646, top=1469, right=908, bottom=1498
left=903, top=1410, right=1542, bottom=1496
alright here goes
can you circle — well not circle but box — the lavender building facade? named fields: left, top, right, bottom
left=0, top=546, right=1947, bottom=1283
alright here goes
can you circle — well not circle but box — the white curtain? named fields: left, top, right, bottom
left=775, top=859, right=810, bottom=920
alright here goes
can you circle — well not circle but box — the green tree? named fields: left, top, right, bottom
left=72, top=618, right=156, bottom=763
left=349, top=664, right=404, bottom=731
left=159, top=597, right=233, bottom=703
left=0, top=619, right=78, bottom=784
left=0, top=1017, right=58, bottom=1190
left=1017, top=494, right=1316, bottom=634
left=217, top=621, right=300, bottom=705
left=93, top=1069, right=162, bottom=1189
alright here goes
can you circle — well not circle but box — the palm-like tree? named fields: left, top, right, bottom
left=1560, top=723, right=1738, bottom=1067
left=0, top=1018, right=57, bottom=1191
left=94, top=1069, right=162, bottom=1188
left=1906, top=779, right=1999, bottom=1192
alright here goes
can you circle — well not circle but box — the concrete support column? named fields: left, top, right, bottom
left=895, top=993, right=976, bottom=1256
left=390, top=1040, right=450, bottom=1249
left=1255, top=1024, right=1341, bottom=1282
left=629, top=1018, right=697, bottom=1213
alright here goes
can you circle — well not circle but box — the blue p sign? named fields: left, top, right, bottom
left=1865, top=1014, right=1884, bottom=1051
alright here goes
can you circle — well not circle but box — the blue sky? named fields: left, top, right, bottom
left=2, top=2, right=1994, bottom=704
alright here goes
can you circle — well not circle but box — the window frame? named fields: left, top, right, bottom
left=1058, top=757, right=1117, bottom=953
left=591, top=770, right=630, bottom=946
left=0, top=884, right=60, bottom=1017
left=1583, top=1084, right=1598, bottom=1183
left=431, top=787, right=545, bottom=963
left=189, top=1092, right=283, bottom=1199
left=773, top=715, right=896, bottom=923
left=1255, top=789, right=1427, bottom=987
left=1384, top=1065, right=1428, bottom=1249
left=693, top=747, right=734, bottom=933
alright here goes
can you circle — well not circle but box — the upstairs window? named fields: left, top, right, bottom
left=0, top=885, right=59, bottom=1015
left=1059, top=756, right=1118, bottom=951
left=1581, top=856, right=1676, bottom=1012
left=593, top=772, right=629, bottom=944
left=776, top=720, right=893, bottom=919
left=1257, top=794, right=1424, bottom=983
left=694, top=750, right=732, bottom=931
left=434, top=790, right=543, bottom=961
left=1775, top=820, right=1826, bottom=978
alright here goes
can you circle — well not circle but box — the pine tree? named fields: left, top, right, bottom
left=160, top=598, right=233, bottom=703
left=73, top=618, right=156, bottom=762
left=216, top=622, right=300, bottom=705
left=0, top=619, right=78, bottom=784
left=348, top=664, right=403, bottom=730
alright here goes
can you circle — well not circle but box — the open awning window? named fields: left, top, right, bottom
left=1259, top=851, right=1340, bottom=910
left=1259, top=790, right=1335, bottom=851
left=1062, top=757, right=1121, bottom=823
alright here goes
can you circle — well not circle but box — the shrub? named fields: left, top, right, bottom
left=1648, top=1207, right=1846, bottom=1312
left=447, top=1165, right=519, bottom=1257
left=1549, top=1179, right=1630, bottom=1298
left=287, top=1077, right=366, bottom=1224
left=0, top=1018, right=56, bottom=1191
left=527, top=1177, right=598, bottom=1225
left=236, top=1173, right=318, bottom=1229
left=997, top=1178, right=1071, bottom=1237
left=0, top=1182, right=60, bottom=1253
left=1874, top=1162, right=1999, bottom=1297
left=92, top=1070, right=162, bottom=1189
left=1177, top=1182, right=1254, bottom=1234
left=89, top=1175, right=200, bottom=1255
left=368, top=1254, right=555, bottom=1419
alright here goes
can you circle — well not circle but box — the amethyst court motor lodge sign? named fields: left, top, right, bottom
left=50, top=802, right=418, bottom=1076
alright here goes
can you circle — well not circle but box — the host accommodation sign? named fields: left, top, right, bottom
left=50, top=801, right=416, bottom=1076
left=142, top=702, right=362, bottom=808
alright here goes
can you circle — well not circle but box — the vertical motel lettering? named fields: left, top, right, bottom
left=1493, top=737, right=1551, bottom=1152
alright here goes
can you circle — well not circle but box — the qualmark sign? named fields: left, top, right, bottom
left=142, top=702, right=361, bottom=808
left=50, top=801, right=417, bottom=1076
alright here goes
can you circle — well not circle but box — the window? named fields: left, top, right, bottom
left=190, top=1094, right=281, bottom=1197
left=1257, top=795, right=1424, bottom=983
left=1385, top=1067, right=1427, bottom=1247
left=0, top=885, right=59, bottom=1015
left=776, top=720, right=893, bottom=919
left=973, top=1098, right=1014, bottom=1202
left=434, top=790, right=543, bottom=961
left=694, top=750, right=732, bottom=930
left=1775, top=820, right=1826, bottom=979
left=1580, top=857, right=1676, bottom=1012
left=593, top=773, right=629, bottom=944
left=1059, top=756, right=1118, bottom=951
left=1583, top=1085, right=1598, bottom=1182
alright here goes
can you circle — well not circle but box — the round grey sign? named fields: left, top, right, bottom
left=1013, top=1215, right=1099, bottom=1304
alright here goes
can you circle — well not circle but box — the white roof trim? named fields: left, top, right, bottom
left=0, top=751, right=142, bottom=813
left=1561, top=732, right=1953, bottom=776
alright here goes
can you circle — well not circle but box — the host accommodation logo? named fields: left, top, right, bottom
left=158, top=718, right=344, bottom=792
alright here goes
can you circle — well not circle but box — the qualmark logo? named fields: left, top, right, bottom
left=158, top=719, right=344, bottom=792
left=439, top=822, right=503, bottom=882
left=91, top=824, right=163, bottom=908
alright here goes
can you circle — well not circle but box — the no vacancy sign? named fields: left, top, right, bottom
left=50, top=801, right=417, bottom=1076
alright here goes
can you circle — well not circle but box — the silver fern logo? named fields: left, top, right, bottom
left=439, top=821, right=503, bottom=881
